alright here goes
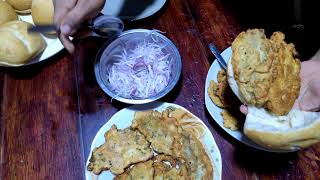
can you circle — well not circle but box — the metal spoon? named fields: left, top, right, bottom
left=208, top=43, right=227, bottom=70
left=28, top=15, right=124, bottom=39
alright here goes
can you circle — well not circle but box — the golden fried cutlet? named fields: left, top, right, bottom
left=132, top=108, right=214, bottom=179
left=209, top=70, right=241, bottom=109
left=167, top=107, right=205, bottom=139
left=173, top=131, right=213, bottom=180
left=217, top=70, right=227, bottom=83
left=87, top=125, right=153, bottom=175
left=153, top=155, right=190, bottom=180
left=208, top=80, right=224, bottom=108
left=221, top=110, right=241, bottom=131
left=231, top=29, right=300, bottom=115
left=232, top=29, right=275, bottom=107
left=131, top=110, right=181, bottom=155
left=266, top=32, right=300, bottom=115
left=114, top=160, right=154, bottom=180
left=208, top=70, right=244, bottom=131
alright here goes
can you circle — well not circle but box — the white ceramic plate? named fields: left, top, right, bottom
left=101, top=0, right=166, bottom=20
left=5, top=14, right=64, bottom=67
left=204, top=47, right=292, bottom=153
left=85, top=102, right=222, bottom=180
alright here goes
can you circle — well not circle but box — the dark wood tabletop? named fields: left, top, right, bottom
left=1, top=0, right=320, bottom=179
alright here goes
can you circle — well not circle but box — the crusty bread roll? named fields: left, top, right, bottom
left=227, top=56, right=320, bottom=151
left=31, top=0, right=54, bottom=26
left=0, top=20, right=46, bottom=66
left=6, top=0, right=32, bottom=14
left=0, top=1, right=17, bottom=25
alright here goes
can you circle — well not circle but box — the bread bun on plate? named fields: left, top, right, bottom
left=5, top=0, right=32, bottom=14
left=227, top=29, right=320, bottom=151
left=0, top=1, right=17, bottom=25
left=31, top=0, right=54, bottom=26
left=0, top=20, right=46, bottom=66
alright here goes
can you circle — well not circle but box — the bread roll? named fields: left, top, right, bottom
left=227, top=56, right=320, bottom=151
left=31, top=0, right=54, bottom=26
left=0, top=1, right=17, bottom=25
left=0, top=20, right=46, bottom=66
left=6, top=0, right=32, bottom=14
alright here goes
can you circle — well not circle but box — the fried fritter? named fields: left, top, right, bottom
left=87, top=125, right=153, bottom=175
left=115, top=155, right=190, bottom=180
left=217, top=70, right=227, bottom=82
left=153, top=155, right=190, bottom=180
left=208, top=69, right=244, bottom=131
left=232, top=29, right=275, bottom=107
left=173, top=131, right=213, bottom=180
left=209, top=70, right=241, bottom=109
left=132, top=109, right=214, bottom=179
left=266, top=32, right=301, bottom=115
left=221, top=110, right=241, bottom=131
left=114, top=160, right=154, bottom=180
left=167, top=107, right=205, bottom=139
left=131, top=110, right=180, bottom=155
left=208, top=80, right=224, bottom=108
left=231, top=29, right=300, bottom=115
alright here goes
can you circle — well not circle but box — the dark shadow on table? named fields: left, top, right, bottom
left=221, top=0, right=320, bottom=61
left=118, top=0, right=156, bottom=20
left=123, top=0, right=168, bottom=29
left=234, top=147, right=298, bottom=175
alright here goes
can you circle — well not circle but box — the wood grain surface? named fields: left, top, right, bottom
left=1, top=0, right=320, bottom=179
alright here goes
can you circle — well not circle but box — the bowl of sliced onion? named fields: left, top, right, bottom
left=94, top=29, right=182, bottom=104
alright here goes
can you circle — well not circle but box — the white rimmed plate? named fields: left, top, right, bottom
left=1, top=14, right=64, bottom=67
left=102, top=0, right=167, bottom=21
left=204, top=47, right=294, bottom=153
left=85, top=102, right=222, bottom=180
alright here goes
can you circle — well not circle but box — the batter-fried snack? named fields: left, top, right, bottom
left=132, top=109, right=214, bottom=179
left=232, top=29, right=275, bottom=107
left=115, top=155, right=189, bottom=180
left=221, top=110, right=241, bottom=131
left=208, top=70, right=244, bottom=131
left=209, top=70, right=241, bottom=109
left=217, top=70, right=227, bottom=82
left=132, top=110, right=181, bottom=155
left=114, top=160, right=154, bottom=180
left=266, top=32, right=301, bottom=115
left=153, top=155, right=190, bottom=180
left=231, top=29, right=300, bottom=115
left=167, top=107, right=205, bottom=139
left=87, top=125, right=153, bottom=175
left=173, top=131, right=213, bottom=180
left=208, top=80, right=224, bottom=108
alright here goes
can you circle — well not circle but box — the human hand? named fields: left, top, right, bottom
left=53, top=0, right=105, bottom=53
left=240, top=59, right=320, bottom=114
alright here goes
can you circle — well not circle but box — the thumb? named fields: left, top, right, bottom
left=60, top=4, right=88, bottom=35
left=298, top=80, right=320, bottom=111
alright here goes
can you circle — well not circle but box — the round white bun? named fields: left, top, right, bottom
left=227, top=57, right=320, bottom=151
left=31, top=0, right=55, bottom=35
left=6, top=0, right=32, bottom=14
left=31, top=0, right=54, bottom=25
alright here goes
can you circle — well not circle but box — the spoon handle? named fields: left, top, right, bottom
left=208, top=43, right=227, bottom=70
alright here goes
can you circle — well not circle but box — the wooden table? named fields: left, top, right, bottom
left=1, top=0, right=319, bottom=179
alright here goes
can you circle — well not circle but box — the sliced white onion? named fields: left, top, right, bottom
left=107, top=37, right=172, bottom=99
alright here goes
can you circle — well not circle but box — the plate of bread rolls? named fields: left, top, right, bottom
left=0, top=0, right=63, bottom=67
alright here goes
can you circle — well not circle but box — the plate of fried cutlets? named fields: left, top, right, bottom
left=85, top=102, right=221, bottom=180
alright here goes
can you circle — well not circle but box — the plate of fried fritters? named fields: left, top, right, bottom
left=205, top=47, right=277, bottom=151
left=85, top=102, right=222, bottom=180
